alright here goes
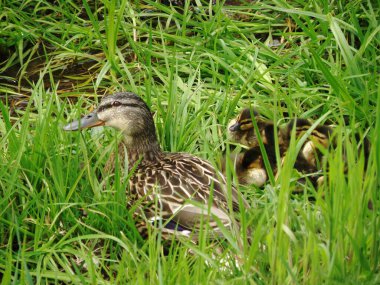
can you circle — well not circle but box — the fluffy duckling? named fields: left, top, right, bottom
left=287, top=118, right=333, bottom=171
left=64, top=92, right=249, bottom=241
left=223, top=145, right=276, bottom=187
left=227, top=108, right=333, bottom=186
left=227, top=108, right=289, bottom=153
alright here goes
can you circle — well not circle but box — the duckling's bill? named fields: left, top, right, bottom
left=63, top=112, right=105, bottom=131
left=229, top=122, right=241, bottom=132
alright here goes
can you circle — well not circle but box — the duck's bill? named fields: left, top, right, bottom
left=229, top=122, right=241, bottom=132
left=63, top=112, right=105, bottom=131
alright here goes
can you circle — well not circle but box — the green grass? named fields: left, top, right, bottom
left=0, top=0, right=379, bottom=284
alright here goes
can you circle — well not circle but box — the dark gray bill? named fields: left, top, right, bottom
left=63, top=112, right=104, bottom=131
left=229, top=122, right=241, bottom=132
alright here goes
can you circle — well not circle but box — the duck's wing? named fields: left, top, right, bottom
left=170, top=153, right=248, bottom=209
left=131, top=153, right=248, bottom=233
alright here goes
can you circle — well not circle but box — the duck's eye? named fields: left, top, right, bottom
left=112, top=101, right=121, bottom=107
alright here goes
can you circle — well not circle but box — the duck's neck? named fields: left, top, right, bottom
left=122, top=132, right=162, bottom=168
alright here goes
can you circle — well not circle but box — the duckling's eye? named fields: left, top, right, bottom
left=112, top=101, right=121, bottom=107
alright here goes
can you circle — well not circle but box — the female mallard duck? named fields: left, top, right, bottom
left=64, top=92, right=249, bottom=240
left=226, top=108, right=333, bottom=186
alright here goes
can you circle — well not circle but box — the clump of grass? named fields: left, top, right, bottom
left=0, top=0, right=379, bottom=283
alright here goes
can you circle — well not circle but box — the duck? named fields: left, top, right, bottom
left=64, top=92, right=249, bottom=241
left=226, top=108, right=333, bottom=187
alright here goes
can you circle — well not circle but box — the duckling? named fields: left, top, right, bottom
left=225, top=108, right=280, bottom=186
left=287, top=118, right=333, bottom=171
left=227, top=108, right=333, bottom=186
left=232, top=145, right=276, bottom=187
left=227, top=108, right=289, bottom=153
left=64, top=92, right=249, bottom=241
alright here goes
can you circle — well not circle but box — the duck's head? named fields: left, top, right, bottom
left=63, top=92, right=156, bottom=139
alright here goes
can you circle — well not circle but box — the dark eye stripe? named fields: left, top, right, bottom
left=240, top=119, right=253, bottom=125
left=98, top=102, right=140, bottom=113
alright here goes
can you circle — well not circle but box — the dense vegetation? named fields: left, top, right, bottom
left=0, top=0, right=379, bottom=284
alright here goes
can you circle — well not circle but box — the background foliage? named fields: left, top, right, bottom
left=0, top=0, right=379, bottom=284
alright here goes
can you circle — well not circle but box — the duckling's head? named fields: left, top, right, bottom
left=63, top=92, right=156, bottom=140
left=228, top=108, right=259, bottom=133
left=227, top=108, right=264, bottom=148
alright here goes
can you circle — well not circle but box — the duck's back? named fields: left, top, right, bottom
left=129, top=152, right=247, bottom=232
